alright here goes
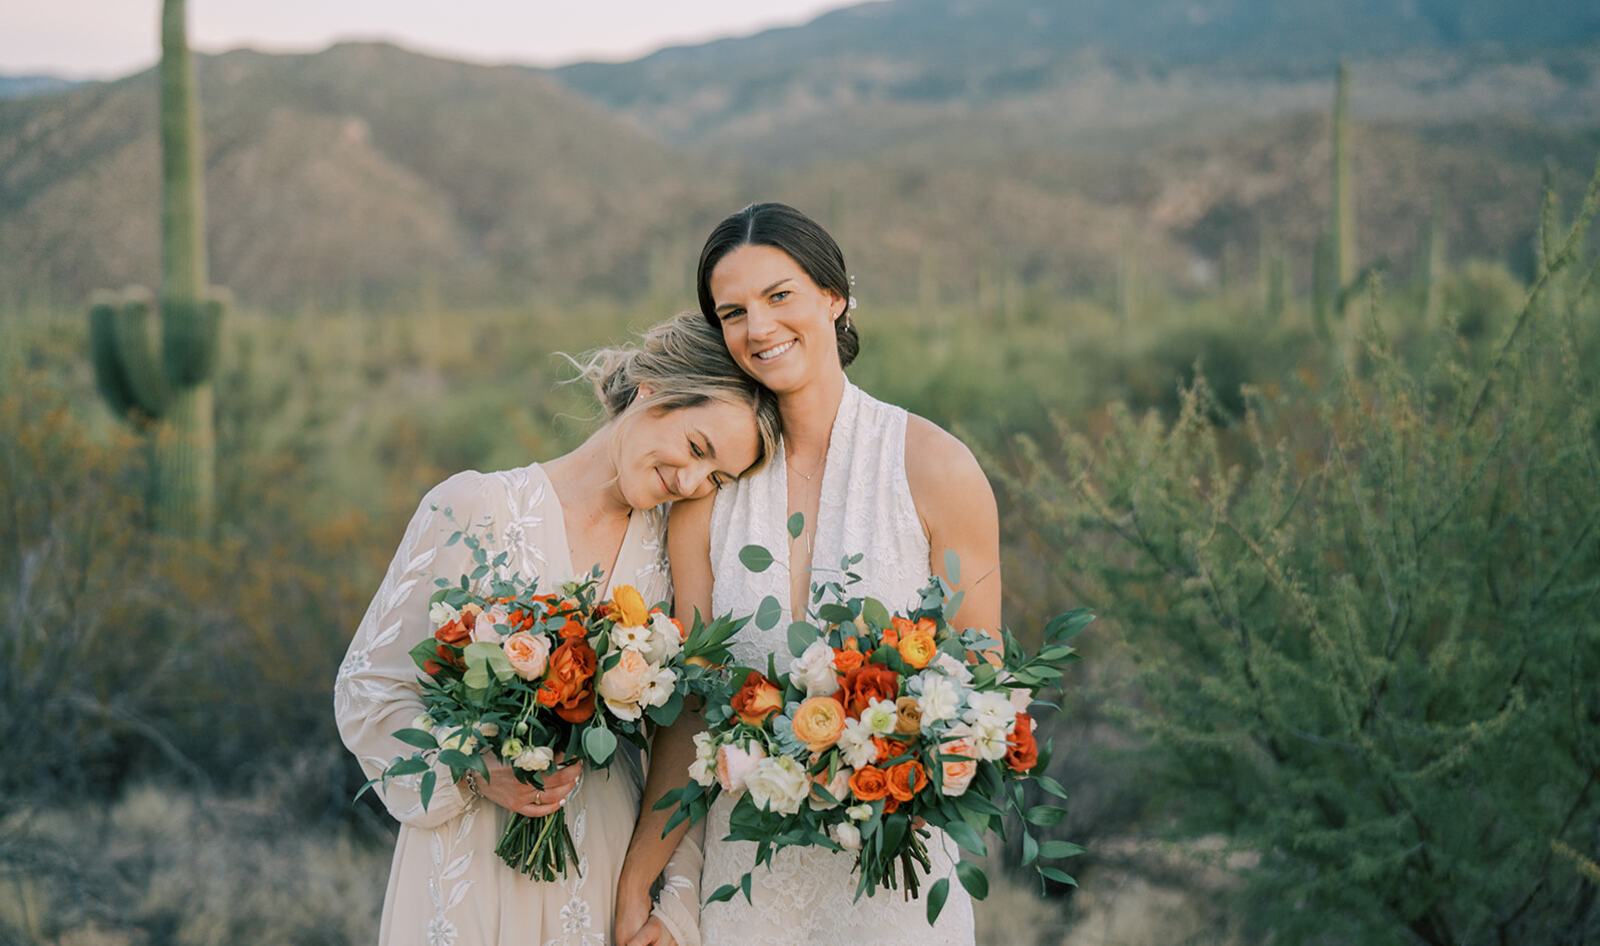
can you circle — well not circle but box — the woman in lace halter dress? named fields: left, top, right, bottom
left=616, top=204, right=1002, bottom=946
left=335, top=313, right=779, bottom=946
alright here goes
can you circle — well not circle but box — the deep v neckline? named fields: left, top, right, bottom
left=778, top=383, right=857, bottom=621
left=536, top=464, right=640, bottom=598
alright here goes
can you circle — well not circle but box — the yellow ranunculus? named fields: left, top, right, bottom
left=897, top=628, right=938, bottom=670
left=612, top=584, right=649, bottom=628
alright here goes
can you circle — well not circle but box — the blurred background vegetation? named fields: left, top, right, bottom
left=2, top=0, right=1599, bottom=943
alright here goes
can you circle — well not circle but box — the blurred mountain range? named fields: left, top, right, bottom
left=2, top=0, right=1598, bottom=310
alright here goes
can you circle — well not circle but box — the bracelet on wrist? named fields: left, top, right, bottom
left=463, top=769, right=483, bottom=798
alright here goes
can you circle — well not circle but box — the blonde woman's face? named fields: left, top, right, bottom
left=707, top=244, right=845, bottom=395
left=615, top=398, right=761, bottom=508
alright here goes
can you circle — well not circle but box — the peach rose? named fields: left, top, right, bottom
left=939, top=737, right=979, bottom=797
left=597, top=647, right=653, bottom=719
left=731, top=671, right=783, bottom=727
left=503, top=631, right=552, bottom=680
left=715, top=740, right=765, bottom=794
left=792, top=697, right=848, bottom=752
left=810, top=765, right=853, bottom=809
left=611, top=584, right=650, bottom=628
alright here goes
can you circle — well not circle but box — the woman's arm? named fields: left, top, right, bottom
left=334, top=472, right=578, bottom=829
left=616, top=495, right=716, bottom=945
left=905, top=415, right=1003, bottom=647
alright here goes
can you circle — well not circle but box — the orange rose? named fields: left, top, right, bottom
left=670, top=616, right=687, bottom=641
left=885, top=759, right=928, bottom=802
left=791, top=697, right=847, bottom=752
left=434, top=618, right=471, bottom=647
left=731, top=671, right=783, bottom=726
left=833, top=647, right=865, bottom=675
left=840, top=663, right=900, bottom=718
left=897, top=626, right=938, bottom=670
left=558, top=616, right=587, bottom=639
left=872, top=736, right=912, bottom=763
left=884, top=616, right=916, bottom=648
left=611, top=584, right=649, bottom=628
left=536, top=637, right=597, bottom=723
left=1005, top=711, right=1039, bottom=772
left=848, top=765, right=891, bottom=802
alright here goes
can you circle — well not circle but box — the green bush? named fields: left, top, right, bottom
left=1001, top=167, right=1600, bottom=943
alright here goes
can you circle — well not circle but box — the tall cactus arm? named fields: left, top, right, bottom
left=159, top=0, right=205, bottom=304
left=90, top=288, right=169, bottom=424
left=161, top=289, right=227, bottom=387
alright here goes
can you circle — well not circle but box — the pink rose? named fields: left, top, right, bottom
left=939, top=736, right=979, bottom=797
left=715, top=741, right=766, bottom=794
left=471, top=606, right=511, bottom=644
left=597, top=648, right=653, bottom=720
left=503, top=631, right=551, bottom=680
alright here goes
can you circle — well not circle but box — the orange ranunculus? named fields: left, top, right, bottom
left=558, top=617, right=587, bottom=639
left=731, top=671, right=783, bottom=726
left=885, top=759, right=928, bottom=802
left=848, top=765, right=891, bottom=802
left=872, top=735, right=912, bottom=763
left=1005, top=711, right=1039, bottom=772
left=792, top=697, right=847, bottom=752
left=536, top=637, right=597, bottom=723
left=612, top=585, right=649, bottom=628
left=897, top=627, right=938, bottom=670
left=840, top=663, right=900, bottom=718
left=884, top=616, right=917, bottom=648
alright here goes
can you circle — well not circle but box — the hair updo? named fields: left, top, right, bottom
left=572, top=311, right=781, bottom=471
left=695, top=202, right=859, bottom=368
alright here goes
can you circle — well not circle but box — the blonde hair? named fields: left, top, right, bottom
left=572, top=312, right=780, bottom=473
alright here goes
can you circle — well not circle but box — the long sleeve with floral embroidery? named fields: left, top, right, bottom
left=334, top=463, right=682, bottom=946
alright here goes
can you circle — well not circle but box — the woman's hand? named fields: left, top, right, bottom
left=614, top=885, right=654, bottom=946
left=623, top=915, right=677, bottom=946
left=467, top=753, right=582, bottom=818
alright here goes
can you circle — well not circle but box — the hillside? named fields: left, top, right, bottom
left=2, top=2, right=1598, bottom=312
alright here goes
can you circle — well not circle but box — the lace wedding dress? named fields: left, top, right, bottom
left=336, top=463, right=691, bottom=946
left=697, top=382, right=976, bottom=946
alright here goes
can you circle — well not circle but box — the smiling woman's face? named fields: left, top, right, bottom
left=707, top=244, right=845, bottom=396
left=614, top=396, right=761, bottom=508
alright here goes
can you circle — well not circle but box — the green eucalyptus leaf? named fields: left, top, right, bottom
left=755, top=595, right=783, bottom=631
left=926, top=877, right=950, bottom=926
left=955, top=859, right=989, bottom=900
left=944, top=548, right=961, bottom=585
left=788, top=621, right=818, bottom=657
left=583, top=726, right=618, bottom=765
left=739, top=545, right=775, bottom=573
left=861, top=597, right=892, bottom=630
left=787, top=512, right=805, bottom=538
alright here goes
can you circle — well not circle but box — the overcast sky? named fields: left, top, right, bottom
left=2, top=0, right=872, bottom=79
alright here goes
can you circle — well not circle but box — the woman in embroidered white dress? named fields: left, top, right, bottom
left=615, top=204, right=1002, bottom=946
left=335, top=313, right=780, bottom=946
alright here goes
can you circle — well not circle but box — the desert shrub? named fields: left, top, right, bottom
left=1000, top=169, right=1600, bottom=943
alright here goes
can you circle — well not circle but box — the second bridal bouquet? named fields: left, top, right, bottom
left=657, top=536, right=1088, bottom=924
left=363, top=523, right=738, bottom=881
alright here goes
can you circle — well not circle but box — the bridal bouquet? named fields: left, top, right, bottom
left=363, top=525, right=739, bottom=880
left=657, top=540, right=1087, bottom=923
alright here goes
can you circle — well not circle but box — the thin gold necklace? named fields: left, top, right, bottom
left=787, top=453, right=824, bottom=483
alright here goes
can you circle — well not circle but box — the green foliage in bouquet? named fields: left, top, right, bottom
left=657, top=520, right=1089, bottom=925
left=1002, top=156, right=1600, bottom=944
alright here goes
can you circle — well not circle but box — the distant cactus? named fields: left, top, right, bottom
left=1419, top=198, right=1446, bottom=326
left=1331, top=62, right=1356, bottom=295
left=88, top=0, right=226, bottom=535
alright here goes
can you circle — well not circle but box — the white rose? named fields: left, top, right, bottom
left=830, top=821, right=863, bottom=852
left=428, top=600, right=459, bottom=629
left=514, top=745, right=554, bottom=772
left=837, top=717, right=877, bottom=769
left=932, top=651, right=973, bottom=684
left=644, top=612, right=684, bottom=665
left=846, top=803, right=873, bottom=821
left=861, top=698, right=898, bottom=736
left=950, top=720, right=1010, bottom=762
left=745, top=755, right=811, bottom=815
left=964, top=691, right=1015, bottom=731
left=915, top=674, right=961, bottom=727
left=474, top=721, right=499, bottom=739
left=793, top=640, right=841, bottom=698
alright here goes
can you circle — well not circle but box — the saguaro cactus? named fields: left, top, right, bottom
left=89, top=0, right=226, bottom=535
left=1331, top=61, right=1356, bottom=293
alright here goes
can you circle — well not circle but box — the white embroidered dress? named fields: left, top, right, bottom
left=698, top=382, right=977, bottom=946
left=335, top=463, right=679, bottom=946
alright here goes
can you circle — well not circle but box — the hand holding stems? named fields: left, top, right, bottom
left=465, top=752, right=583, bottom=818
